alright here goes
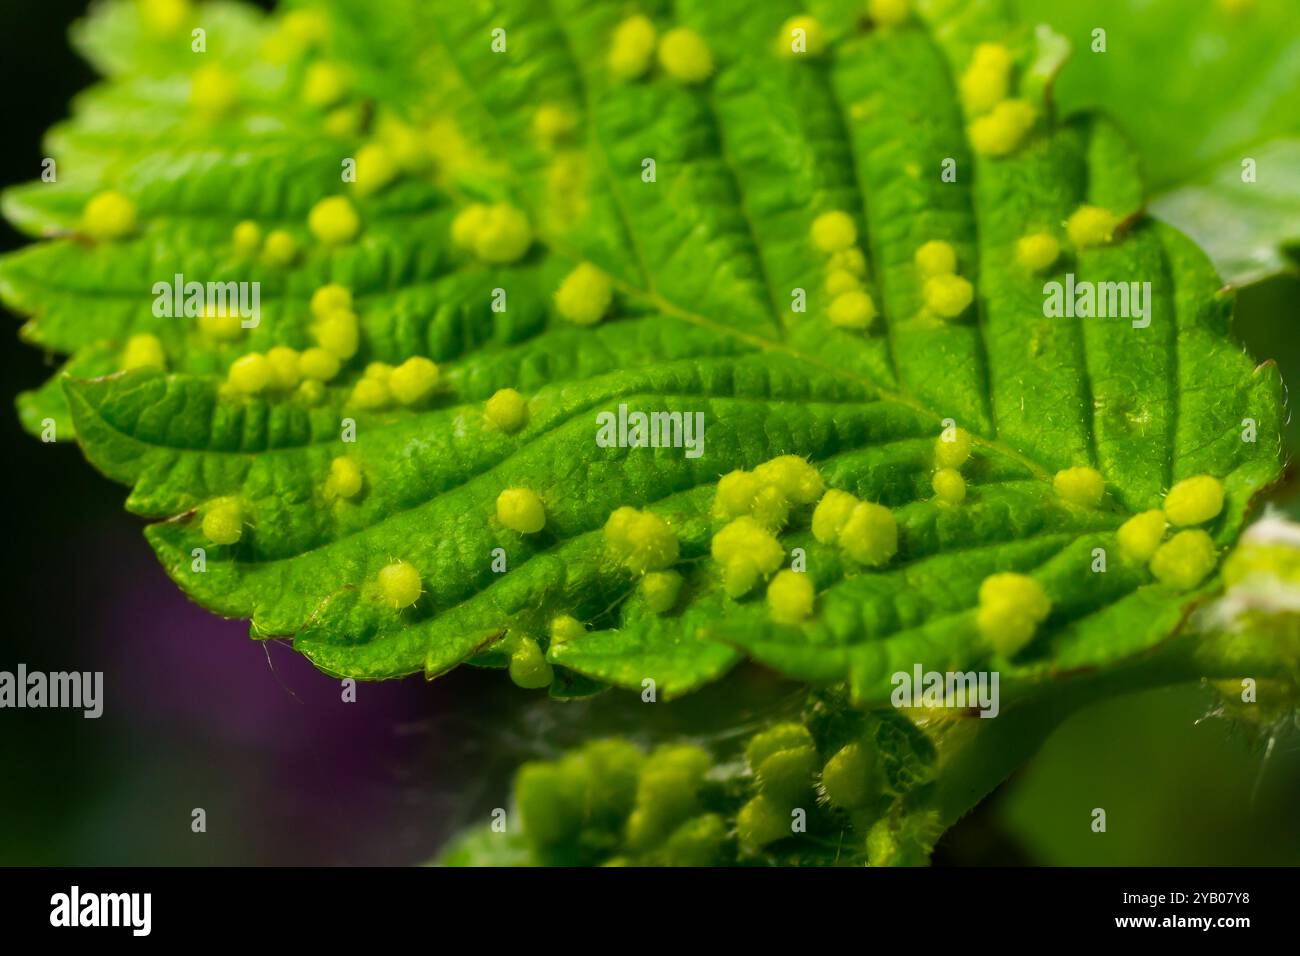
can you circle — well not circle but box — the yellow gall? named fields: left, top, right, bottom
left=201, top=497, right=244, bottom=546
left=812, top=489, right=859, bottom=544
left=932, top=468, right=966, bottom=505
left=810, top=210, right=857, bottom=253
left=922, top=274, right=974, bottom=318
left=968, top=99, right=1036, bottom=156
left=1162, top=475, right=1225, bottom=527
left=555, top=262, right=614, bottom=325
left=232, top=220, right=261, bottom=257
left=308, top=196, right=361, bottom=246
left=261, top=229, right=299, bottom=267
left=1016, top=232, right=1060, bottom=272
left=608, top=15, right=657, bottom=81
left=829, top=290, right=878, bottom=329
left=122, top=334, right=166, bottom=371
left=1149, top=529, right=1218, bottom=590
left=977, top=572, right=1051, bottom=657
left=914, top=240, right=957, bottom=277
left=1118, top=509, right=1166, bottom=562
left=1053, top=466, right=1105, bottom=508
left=837, top=501, right=898, bottom=566
left=227, top=353, right=272, bottom=395
left=485, top=388, right=528, bottom=433
left=377, top=560, right=422, bottom=608
left=657, top=27, right=713, bottom=85
left=767, top=570, right=815, bottom=625
left=497, top=487, right=546, bottom=534
left=1066, top=205, right=1120, bottom=248
left=324, top=456, right=363, bottom=500
left=388, top=356, right=440, bottom=405
left=935, top=427, right=973, bottom=468
left=82, top=191, right=137, bottom=241
left=777, top=16, right=826, bottom=57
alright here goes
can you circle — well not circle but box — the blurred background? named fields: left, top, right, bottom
left=2, top=0, right=1298, bottom=866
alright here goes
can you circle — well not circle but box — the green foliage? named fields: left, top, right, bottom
left=0, top=0, right=1285, bottom=714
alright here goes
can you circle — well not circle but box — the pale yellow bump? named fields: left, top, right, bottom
left=190, top=65, right=238, bottom=117
left=1016, top=232, right=1060, bottom=272
left=199, top=305, right=243, bottom=342
left=265, top=346, right=301, bottom=390
left=533, top=104, right=577, bottom=146
left=1118, top=509, right=1166, bottom=563
left=122, top=333, right=166, bottom=371
left=640, top=570, right=683, bottom=614
left=922, top=274, right=973, bottom=319
left=314, top=310, right=359, bottom=360
left=658, top=27, right=713, bottom=85
left=324, top=456, right=363, bottom=500
left=767, top=570, right=814, bottom=624
left=604, top=506, right=679, bottom=574
left=1066, top=205, right=1120, bottom=248
left=914, top=240, right=957, bottom=277
left=869, top=0, right=911, bottom=27
left=227, top=353, right=272, bottom=395
left=1053, top=466, right=1105, bottom=508
left=935, top=428, right=972, bottom=469
left=1163, top=475, right=1225, bottom=527
left=776, top=16, right=826, bottom=58
left=201, top=497, right=244, bottom=546
left=485, top=388, right=528, bottom=433
left=932, top=468, right=966, bottom=505
left=608, top=15, right=657, bottom=81
left=711, top=516, right=784, bottom=598
left=348, top=376, right=390, bottom=410
left=353, top=143, right=398, bottom=198
left=555, top=262, right=613, bottom=325
left=310, top=284, right=352, bottom=319
left=388, top=356, right=440, bottom=405
left=753, top=455, right=825, bottom=505
left=824, top=269, right=861, bottom=297
left=497, top=487, right=546, bottom=534
left=232, top=220, right=261, bottom=257
left=302, top=62, right=349, bottom=108
left=812, top=489, right=858, bottom=544
left=472, top=204, right=532, bottom=265
left=959, top=43, right=1011, bottom=114
left=82, top=191, right=137, bottom=241
left=829, top=247, right=867, bottom=276
left=377, top=560, right=422, bottom=608
left=261, top=229, right=299, bottom=267
left=977, top=572, right=1051, bottom=657
left=968, top=99, right=1036, bottom=157
left=810, top=211, right=857, bottom=253
left=299, top=347, right=341, bottom=382
left=549, top=614, right=587, bottom=646
left=140, top=0, right=189, bottom=37
left=1149, top=529, right=1217, bottom=590
left=829, top=290, right=878, bottom=329
left=837, top=501, right=898, bottom=567
left=308, top=196, right=361, bottom=246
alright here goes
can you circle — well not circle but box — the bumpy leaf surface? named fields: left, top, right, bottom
left=2, top=0, right=1284, bottom=705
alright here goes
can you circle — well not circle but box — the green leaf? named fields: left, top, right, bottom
left=1150, top=138, right=1300, bottom=287
left=1, top=0, right=1285, bottom=708
left=1015, top=0, right=1300, bottom=284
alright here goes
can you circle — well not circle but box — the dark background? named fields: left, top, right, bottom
left=2, top=1, right=1297, bottom=866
